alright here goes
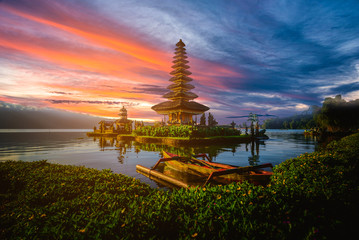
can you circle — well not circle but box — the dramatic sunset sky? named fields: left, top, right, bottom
left=1, top=0, right=359, bottom=123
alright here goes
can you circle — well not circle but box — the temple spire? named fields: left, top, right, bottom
left=163, top=39, right=197, bottom=101
left=151, top=39, right=209, bottom=125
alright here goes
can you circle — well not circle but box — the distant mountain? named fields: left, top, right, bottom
left=301, top=105, right=321, bottom=115
left=262, top=106, right=320, bottom=129
left=0, top=102, right=103, bottom=129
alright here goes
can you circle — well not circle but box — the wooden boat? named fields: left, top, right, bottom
left=151, top=151, right=273, bottom=186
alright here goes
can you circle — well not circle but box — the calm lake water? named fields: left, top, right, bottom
left=0, top=129, right=318, bottom=188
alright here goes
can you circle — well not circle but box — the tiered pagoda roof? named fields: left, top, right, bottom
left=116, top=106, right=130, bottom=123
left=151, top=39, right=209, bottom=115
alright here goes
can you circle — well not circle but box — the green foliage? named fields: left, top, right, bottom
left=207, top=112, right=218, bottom=127
left=133, top=125, right=193, bottom=138
left=1, top=133, right=358, bottom=239
left=316, top=95, right=359, bottom=132
left=248, top=112, right=258, bottom=123
left=263, top=95, right=359, bottom=132
left=133, top=125, right=241, bottom=138
left=0, top=161, right=155, bottom=239
left=262, top=114, right=317, bottom=129
left=200, top=113, right=206, bottom=126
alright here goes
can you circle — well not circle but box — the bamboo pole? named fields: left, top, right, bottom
left=136, top=165, right=189, bottom=188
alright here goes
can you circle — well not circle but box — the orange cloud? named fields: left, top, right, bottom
left=2, top=4, right=171, bottom=70
left=0, top=1, right=247, bottom=121
left=0, top=34, right=168, bottom=86
left=42, top=82, right=160, bottom=104
left=50, top=103, right=118, bottom=118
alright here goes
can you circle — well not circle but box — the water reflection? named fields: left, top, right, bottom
left=92, top=136, right=269, bottom=166
left=0, top=130, right=318, bottom=188
left=248, top=140, right=261, bottom=165
left=93, top=137, right=133, bottom=164
left=304, top=133, right=344, bottom=150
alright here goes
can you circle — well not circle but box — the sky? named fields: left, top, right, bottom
left=1, top=0, right=359, bottom=124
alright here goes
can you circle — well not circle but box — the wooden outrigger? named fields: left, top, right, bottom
left=136, top=151, right=273, bottom=188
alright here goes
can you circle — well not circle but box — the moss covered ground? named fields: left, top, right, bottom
left=1, top=133, right=358, bottom=239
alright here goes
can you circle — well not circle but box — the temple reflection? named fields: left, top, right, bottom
left=92, top=137, right=266, bottom=166
left=248, top=140, right=262, bottom=166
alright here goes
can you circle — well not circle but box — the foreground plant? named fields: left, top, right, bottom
left=133, top=125, right=241, bottom=138
left=1, top=133, right=358, bottom=239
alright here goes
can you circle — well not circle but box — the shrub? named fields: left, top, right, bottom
left=1, top=133, right=358, bottom=239
left=133, top=125, right=241, bottom=138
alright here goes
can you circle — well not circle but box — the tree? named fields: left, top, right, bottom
left=248, top=113, right=258, bottom=136
left=242, top=122, right=248, bottom=135
left=255, top=121, right=259, bottom=135
left=230, top=121, right=236, bottom=129
left=208, top=112, right=218, bottom=127
left=248, top=113, right=258, bottom=123
left=250, top=121, right=254, bottom=136
left=316, top=95, right=359, bottom=132
left=200, top=113, right=206, bottom=126
left=283, top=121, right=289, bottom=129
left=289, top=120, right=296, bottom=129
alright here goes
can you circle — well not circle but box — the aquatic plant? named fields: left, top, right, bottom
left=1, top=133, right=358, bottom=239
left=133, top=125, right=241, bottom=138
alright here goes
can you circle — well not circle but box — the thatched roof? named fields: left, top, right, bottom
left=152, top=99, right=209, bottom=113
left=162, top=91, right=198, bottom=100
left=171, top=63, right=190, bottom=69
left=176, top=39, right=185, bottom=47
left=175, top=47, right=186, bottom=51
left=173, top=54, right=187, bottom=60
left=170, top=68, right=192, bottom=76
left=167, top=82, right=194, bottom=90
left=151, top=39, right=210, bottom=116
left=98, top=120, right=114, bottom=126
left=115, top=119, right=131, bottom=124
left=169, top=75, right=192, bottom=82
left=172, top=59, right=189, bottom=64
left=174, top=50, right=187, bottom=55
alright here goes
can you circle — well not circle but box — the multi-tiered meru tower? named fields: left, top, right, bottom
left=151, top=39, right=209, bottom=125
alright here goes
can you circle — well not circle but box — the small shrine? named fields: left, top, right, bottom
left=90, top=106, right=132, bottom=136
left=97, top=120, right=115, bottom=134
left=114, top=106, right=132, bottom=133
left=151, top=39, right=209, bottom=125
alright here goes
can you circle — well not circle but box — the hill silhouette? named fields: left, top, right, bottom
left=0, top=102, right=103, bottom=129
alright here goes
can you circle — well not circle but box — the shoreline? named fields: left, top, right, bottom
left=1, top=133, right=358, bottom=239
left=118, top=134, right=260, bottom=145
left=86, top=132, right=269, bottom=145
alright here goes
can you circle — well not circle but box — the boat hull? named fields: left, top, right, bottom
left=162, top=151, right=272, bottom=185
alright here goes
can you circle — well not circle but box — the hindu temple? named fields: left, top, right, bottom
left=151, top=39, right=209, bottom=125
left=90, top=106, right=132, bottom=136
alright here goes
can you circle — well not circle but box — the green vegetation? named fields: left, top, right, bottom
left=198, top=112, right=218, bottom=127
left=316, top=95, right=359, bottom=132
left=133, top=125, right=241, bottom=138
left=1, top=133, right=358, bottom=239
left=263, top=95, right=359, bottom=132
left=262, top=114, right=316, bottom=129
left=207, top=112, right=218, bottom=127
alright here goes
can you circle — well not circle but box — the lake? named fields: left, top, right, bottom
left=0, top=129, right=318, bottom=188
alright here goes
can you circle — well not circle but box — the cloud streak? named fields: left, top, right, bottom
left=1, top=0, right=359, bottom=123
left=46, top=100, right=139, bottom=106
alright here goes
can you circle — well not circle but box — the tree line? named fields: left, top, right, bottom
left=262, top=114, right=317, bottom=130
left=262, top=95, right=359, bottom=132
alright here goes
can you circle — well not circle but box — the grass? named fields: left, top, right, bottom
left=1, top=133, right=358, bottom=239
left=195, top=135, right=249, bottom=140
left=135, top=135, right=250, bottom=140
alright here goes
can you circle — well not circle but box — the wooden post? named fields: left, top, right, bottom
left=136, top=165, right=189, bottom=188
